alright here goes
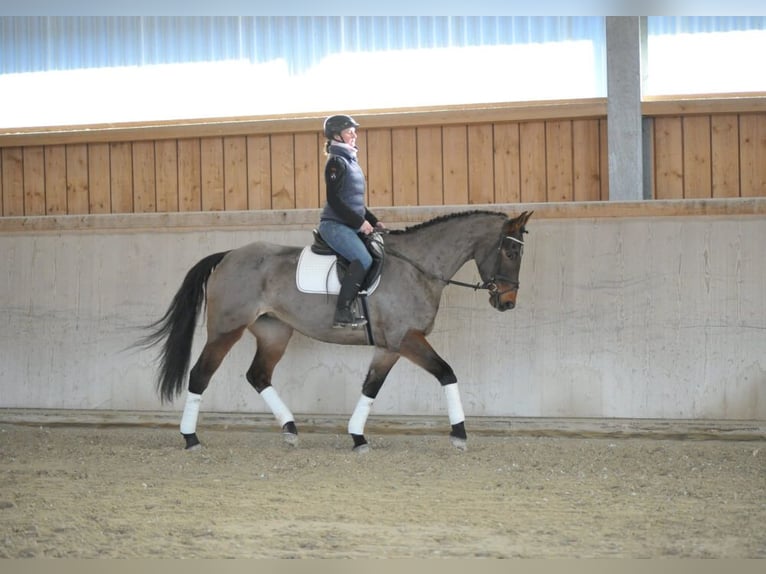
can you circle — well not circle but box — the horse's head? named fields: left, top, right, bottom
left=477, top=211, right=533, bottom=311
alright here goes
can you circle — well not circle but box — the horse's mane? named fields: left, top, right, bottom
left=388, top=210, right=506, bottom=235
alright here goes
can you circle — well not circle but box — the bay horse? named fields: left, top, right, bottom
left=139, top=210, right=533, bottom=452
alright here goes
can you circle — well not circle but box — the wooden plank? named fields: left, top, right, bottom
left=653, top=117, right=684, bottom=200
left=200, top=137, right=224, bottom=212
left=492, top=123, right=520, bottom=204
left=710, top=115, right=740, bottom=198
left=294, top=133, right=319, bottom=210
left=740, top=113, right=766, bottom=197
left=391, top=128, right=418, bottom=206
left=443, top=125, right=469, bottom=205
left=223, top=136, right=248, bottom=211
left=599, top=119, right=609, bottom=200
left=132, top=141, right=156, bottom=213
left=44, top=145, right=67, bottom=214
left=366, top=129, right=393, bottom=208
left=417, top=126, right=443, bottom=205
left=467, top=124, right=494, bottom=205
left=65, top=144, right=89, bottom=215
left=682, top=116, right=712, bottom=199
left=270, top=134, right=295, bottom=210
left=1, top=147, right=24, bottom=216
left=247, top=135, right=272, bottom=210
left=155, top=140, right=178, bottom=212
left=0, top=98, right=609, bottom=148
left=178, top=139, right=201, bottom=212
left=546, top=120, right=574, bottom=202
left=519, top=122, right=547, bottom=203
left=110, top=142, right=133, bottom=214
left=88, top=143, right=111, bottom=214
left=22, top=147, right=45, bottom=216
left=573, top=119, right=602, bottom=202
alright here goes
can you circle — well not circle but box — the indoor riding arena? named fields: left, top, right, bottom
left=1, top=15, right=764, bottom=559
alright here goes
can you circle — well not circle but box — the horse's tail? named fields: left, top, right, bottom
left=136, top=250, right=230, bottom=404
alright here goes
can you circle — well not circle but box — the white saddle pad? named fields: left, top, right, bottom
left=296, top=246, right=380, bottom=295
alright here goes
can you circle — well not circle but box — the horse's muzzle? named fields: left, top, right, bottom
left=489, top=287, right=517, bottom=311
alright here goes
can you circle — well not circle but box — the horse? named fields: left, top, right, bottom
left=138, top=209, right=533, bottom=452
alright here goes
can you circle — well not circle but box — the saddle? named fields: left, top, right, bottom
left=295, top=230, right=385, bottom=295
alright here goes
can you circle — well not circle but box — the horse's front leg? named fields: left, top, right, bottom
left=399, top=330, right=467, bottom=450
left=348, top=347, right=401, bottom=453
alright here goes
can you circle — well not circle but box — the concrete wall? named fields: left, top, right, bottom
left=1, top=203, right=764, bottom=421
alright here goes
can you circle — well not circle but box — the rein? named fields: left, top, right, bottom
left=386, top=233, right=524, bottom=295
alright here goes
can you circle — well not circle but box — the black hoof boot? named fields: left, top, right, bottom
left=182, top=432, right=201, bottom=451
left=351, top=433, right=370, bottom=453
left=282, top=421, right=298, bottom=445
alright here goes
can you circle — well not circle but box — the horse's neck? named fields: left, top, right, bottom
left=394, top=215, right=497, bottom=280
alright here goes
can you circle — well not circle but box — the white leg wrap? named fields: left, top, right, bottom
left=348, top=395, right=375, bottom=435
left=444, top=383, right=465, bottom=425
left=260, top=386, right=294, bottom=427
left=180, top=391, right=202, bottom=435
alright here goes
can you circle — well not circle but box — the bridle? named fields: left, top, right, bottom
left=386, top=229, right=525, bottom=305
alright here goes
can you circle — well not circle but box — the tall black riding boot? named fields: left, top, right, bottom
left=333, top=259, right=368, bottom=329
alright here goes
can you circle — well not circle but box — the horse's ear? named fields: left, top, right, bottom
left=508, top=210, right=533, bottom=231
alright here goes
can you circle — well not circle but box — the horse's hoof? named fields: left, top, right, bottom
left=185, top=442, right=202, bottom=452
left=353, top=443, right=370, bottom=454
left=182, top=433, right=201, bottom=451
left=450, top=435, right=467, bottom=451
left=281, top=422, right=298, bottom=446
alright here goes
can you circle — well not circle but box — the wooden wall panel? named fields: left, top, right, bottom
left=4, top=105, right=766, bottom=220
left=88, top=143, right=111, bottom=213
left=740, top=114, right=766, bottom=197
left=682, top=116, right=712, bottom=199
left=1, top=148, right=23, bottom=216
left=201, top=138, right=224, bottom=211
left=366, top=129, right=393, bottom=208
left=467, top=124, right=494, bottom=205
left=224, top=136, right=248, bottom=211
left=654, top=117, right=684, bottom=200
left=178, top=139, right=201, bottom=212
left=65, top=144, right=89, bottom=214
left=270, top=134, right=295, bottom=209
left=294, top=133, right=320, bottom=209
left=573, top=119, right=602, bottom=202
left=247, top=135, right=272, bottom=210
left=44, top=145, right=67, bottom=214
left=391, top=128, right=418, bottom=206
left=546, top=121, right=574, bottom=202
left=155, top=140, right=178, bottom=212
left=110, top=142, right=133, bottom=214
left=417, top=127, right=443, bottom=205
left=132, top=141, right=156, bottom=213
left=493, top=123, right=521, bottom=204
left=519, top=122, right=547, bottom=203
left=711, top=115, right=740, bottom=198
left=22, top=147, right=45, bottom=216
left=443, top=125, right=469, bottom=205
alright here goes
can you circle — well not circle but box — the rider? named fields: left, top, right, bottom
left=318, top=114, right=385, bottom=328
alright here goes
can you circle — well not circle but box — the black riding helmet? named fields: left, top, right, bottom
left=323, top=114, right=360, bottom=141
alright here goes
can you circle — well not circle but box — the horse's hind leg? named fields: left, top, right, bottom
left=180, top=326, right=247, bottom=450
left=246, top=316, right=297, bottom=445
left=347, top=347, right=400, bottom=453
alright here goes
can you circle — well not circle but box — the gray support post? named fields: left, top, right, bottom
left=606, top=17, right=645, bottom=201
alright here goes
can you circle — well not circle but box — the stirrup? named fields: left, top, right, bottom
left=333, top=305, right=367, bottom=329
